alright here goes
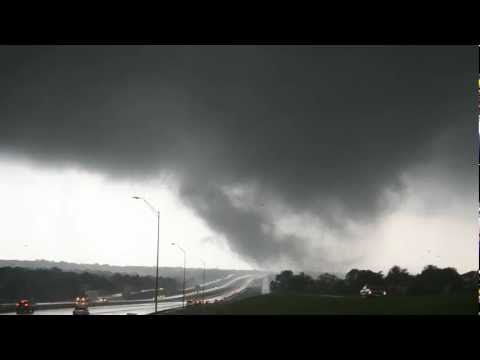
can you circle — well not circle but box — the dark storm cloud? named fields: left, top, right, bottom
left=179, top=180, right=309, bottom=267
left=0, top=45, right=476, bottom=268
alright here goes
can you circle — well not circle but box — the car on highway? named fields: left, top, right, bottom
left=73, top=296, right=90, bottom=315
left=75, top=296, right=89, bottom=304
left=187, top=299, right=204, bottom=306
left=73, top=306, right=90, bottom=315
left=16, top=299, right=34, bottom=315
left=98, top=297, right=109, bottom=303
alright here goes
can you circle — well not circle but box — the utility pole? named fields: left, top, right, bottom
left=133, top=196, right=161, bottom=313
left=154, top=210, right=160, bottom=313
left=183, top=253, right=186, bottom=308
left=172, top=243, right=186, bottom=308
left=201, top=260, right=206, bottom=303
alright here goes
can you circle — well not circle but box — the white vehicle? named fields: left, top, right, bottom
left=360, top=285, right=371, bottom=297
left=360, top=285, right=386, bottom=297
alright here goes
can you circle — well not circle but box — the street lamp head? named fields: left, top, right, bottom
left=171, top=242, right=175, bottom=245
left=132, top=196, right=141, bottom=199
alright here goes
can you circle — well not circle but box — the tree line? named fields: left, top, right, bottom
left=270, top=265, right=477, bottom=296
left=0, top=259, right=255, bottom=289
left=0, top=266, right=179, bottom=302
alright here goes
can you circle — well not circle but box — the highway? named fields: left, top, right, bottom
left=6, top=301, right=185, bottom=315
left=161, top=273, right=257, bottom=301
left=204, top=274, right=258, bottom=302
left=134, top=273, right=235, bottom=296
left=1, top=273, right=265, bottom=315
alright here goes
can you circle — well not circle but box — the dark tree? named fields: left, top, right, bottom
left=385, top=266, right=413, bottom=295
left=315, top=273, right=341, bottom=294
left=0, top=266, right=178, bottom=302
left=410, top=265, right=463, bottom=295
left=345, top=269, right=384, bottom=293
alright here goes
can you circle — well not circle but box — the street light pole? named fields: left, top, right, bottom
left=183, top=253, right=186, bottom=308
left=133, top=196, right=160, bottom=314
left=172, top=243, right=186, bottom=308
left=154, top=210, right=160, bottom=313
left=200, top=260, right=206, bottom=303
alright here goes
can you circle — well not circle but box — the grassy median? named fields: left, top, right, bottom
left=168, top=292, right=477, bottom=315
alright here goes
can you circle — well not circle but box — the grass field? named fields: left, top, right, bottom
left=169, top=292, right=477, bottom=315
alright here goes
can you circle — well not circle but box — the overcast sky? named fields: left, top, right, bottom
left=0, top=45, right=477, bottom=274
